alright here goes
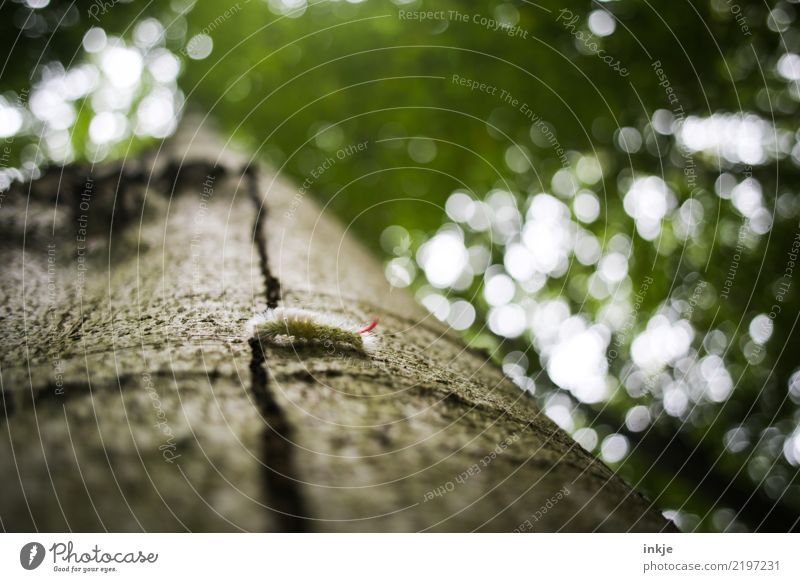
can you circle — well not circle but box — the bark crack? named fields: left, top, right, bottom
left=244, top=165, right=307, bottom=532
left=245, top=165, right=281, bottom=309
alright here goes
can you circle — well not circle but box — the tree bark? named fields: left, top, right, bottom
left=0, top=118, right=674, bottom=532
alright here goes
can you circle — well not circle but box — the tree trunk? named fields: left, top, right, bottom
left=0, top=118, right=673, bottom=532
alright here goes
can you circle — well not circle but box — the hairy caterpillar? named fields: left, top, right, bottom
left=246, top=308, right=378, bottom=353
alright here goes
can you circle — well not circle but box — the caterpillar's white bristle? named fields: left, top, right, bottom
left=271, top=307, right=351, bottom=329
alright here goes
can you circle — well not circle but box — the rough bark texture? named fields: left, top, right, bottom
left=0, top=119, right=674, bottom=532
